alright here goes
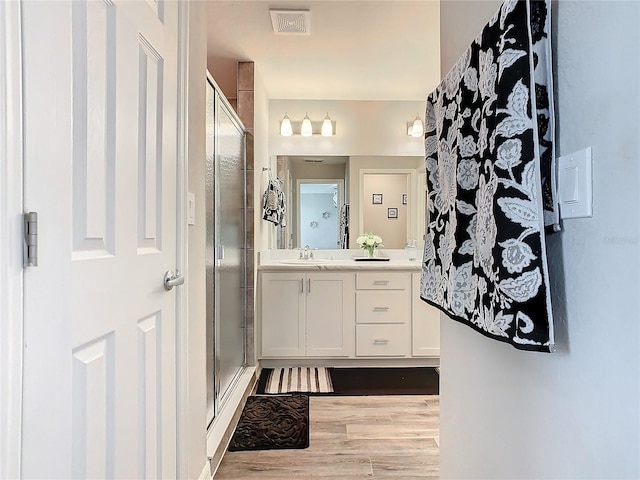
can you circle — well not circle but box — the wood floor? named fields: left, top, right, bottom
left=214, top=395, right=440, bottom=479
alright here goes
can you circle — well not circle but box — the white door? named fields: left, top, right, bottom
left=21, top=1, right=182, bottom=478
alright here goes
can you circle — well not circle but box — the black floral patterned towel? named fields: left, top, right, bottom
left=420, top=0, right=556, bottom=352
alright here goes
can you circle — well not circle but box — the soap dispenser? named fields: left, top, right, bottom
left=405, top=239, right=417, bottom=261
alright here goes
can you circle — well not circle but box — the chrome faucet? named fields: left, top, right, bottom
left=298, top=245, right=315, bottom=260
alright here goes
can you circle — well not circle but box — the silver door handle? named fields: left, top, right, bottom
left=373, top=307, right=390, bottom=312
left=373, top=339, right=390, bottom=345
left=164, top=270, right=184, bottom=291
left=373, top=280, right=390, bottom=286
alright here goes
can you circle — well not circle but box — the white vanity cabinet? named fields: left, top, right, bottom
left=411, top=272, right=441, bottom=356
left=355, top=272, right=411, bottom=357
left=261, top=271, right=355, bottom=358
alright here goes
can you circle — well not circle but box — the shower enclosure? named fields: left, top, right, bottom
left=205, top=75, right=246, bottom=427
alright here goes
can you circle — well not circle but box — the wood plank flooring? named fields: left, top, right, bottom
left=214, top=395, right=439, bottom=479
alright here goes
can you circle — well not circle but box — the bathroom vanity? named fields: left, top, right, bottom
left=258, top=250, right=440, bottom=366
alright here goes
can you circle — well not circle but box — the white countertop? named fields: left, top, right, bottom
left=258, top=249, right=423, bottom=271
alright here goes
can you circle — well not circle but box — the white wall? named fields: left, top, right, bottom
left=252, top=67, right=271, bottom=363
left=253, top=67, right=271, bottom=295
left=269, top=100, right=426, bottom=157
left=185, top=3, right=208, bottom=478
left=439, top=1, right=640, bottom=479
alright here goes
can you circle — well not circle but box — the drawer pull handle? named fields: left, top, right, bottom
left=373, top=339, right=390, bottom=345
left=373, top=307, right=389, bottom=312
left=373, top=280, right=390, bottom=285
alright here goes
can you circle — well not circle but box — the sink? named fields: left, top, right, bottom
left=278, top=258, right=331, bottom=265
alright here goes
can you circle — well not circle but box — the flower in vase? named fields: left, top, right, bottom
left=356, top=232, right=383, bottom=257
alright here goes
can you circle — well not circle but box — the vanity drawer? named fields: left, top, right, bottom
left=355, top=272, right=410, bottom=291
left=356, top=324, right=410, bottom=357
left=356, top=291, right=410, bottom=324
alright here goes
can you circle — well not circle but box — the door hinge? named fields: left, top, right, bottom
left=23, top=212, right=38, bottom=267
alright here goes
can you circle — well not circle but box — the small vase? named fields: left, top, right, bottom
left=366, top=248, right=376, bottom=258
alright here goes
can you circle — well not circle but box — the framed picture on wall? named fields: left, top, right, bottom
left=372, top=193, right=383, bottom=204
left=388, top=207, right=398, bottom=219
left=402, top=194, right=407, bottom=205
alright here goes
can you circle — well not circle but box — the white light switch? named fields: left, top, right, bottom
left=561, top=166, right=579, bottom=203
left=557, top=147, right=592, bottom=219
left=187, top=192, right=196, bottom=225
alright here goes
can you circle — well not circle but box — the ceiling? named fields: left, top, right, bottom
left=206, top=1, right=441, bottom=102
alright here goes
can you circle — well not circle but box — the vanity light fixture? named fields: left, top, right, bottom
left=300, top=113, right=313, bottom=137
left=321, top=113, right=333, bottom=136
left=279, top=113, right=336, bottom=136
left=407, top=114, right=424, bottom=137
left=280, top=113, right=293, bottom=136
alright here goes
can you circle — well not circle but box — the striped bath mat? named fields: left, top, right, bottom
left=264, top=367, right=333, bottom=394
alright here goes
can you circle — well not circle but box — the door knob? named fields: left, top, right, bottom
left=164, top=270, right=185, bottom=291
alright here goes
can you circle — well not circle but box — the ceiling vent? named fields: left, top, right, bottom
left=270, top=10, right=311, bottom=35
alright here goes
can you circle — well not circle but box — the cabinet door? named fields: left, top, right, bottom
left=306, top=272, right=355, bottom=357
left=412, top=272, right=441, bottom=356
left=261, top=272, right=306, bottom=357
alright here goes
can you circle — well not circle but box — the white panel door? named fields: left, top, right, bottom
left=306, top=272, right=355, bottom=357
left=21, top=1, right=181, bottom=478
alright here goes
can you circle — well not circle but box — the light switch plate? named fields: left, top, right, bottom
left=187, top=192, right=195, bottom=225
left=557, top=146, right=592, bottom=219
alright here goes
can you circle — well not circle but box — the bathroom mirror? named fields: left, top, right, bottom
left=270, top=155, right=426, bottom=250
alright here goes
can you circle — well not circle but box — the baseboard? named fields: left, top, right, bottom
left=207, top=366, right=257, bottom=477
left=198, top=461, right=212, bottom=480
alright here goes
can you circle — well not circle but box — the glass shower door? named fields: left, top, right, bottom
left=205, top=78, right=246, bottom=428
left=214, top=90, right=246, bottom=409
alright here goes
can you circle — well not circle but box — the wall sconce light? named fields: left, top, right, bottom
left=407, top=114, right=424, bottom=137
left=300, top=113, right=313, bottom=137
left=279, top=113, right=336, bottom=137
left=280, top=113, right=293, bottom=136
left=321, top=113, right=333, bottom=136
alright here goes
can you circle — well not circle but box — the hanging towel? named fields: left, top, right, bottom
left=420, top=0, right=556, bottom=352
left=263, top=178, right=287, bottom=227
left=340, top=203, right=350, bottom=248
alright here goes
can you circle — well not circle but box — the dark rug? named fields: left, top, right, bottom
left=227, top=395, right=309, bottom=452
left=256, top=367, right=439, bottom=396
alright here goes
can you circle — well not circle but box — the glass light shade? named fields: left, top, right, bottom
left=280, top=114, right=293, bottom=136
left=321, top=114, right=333, bottom=136
left=411, top=115, right=424, bottom=137
left=300, top=113, right=313, bottom=137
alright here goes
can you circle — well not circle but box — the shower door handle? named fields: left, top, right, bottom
left=164, top=270, right=185, bottom=291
